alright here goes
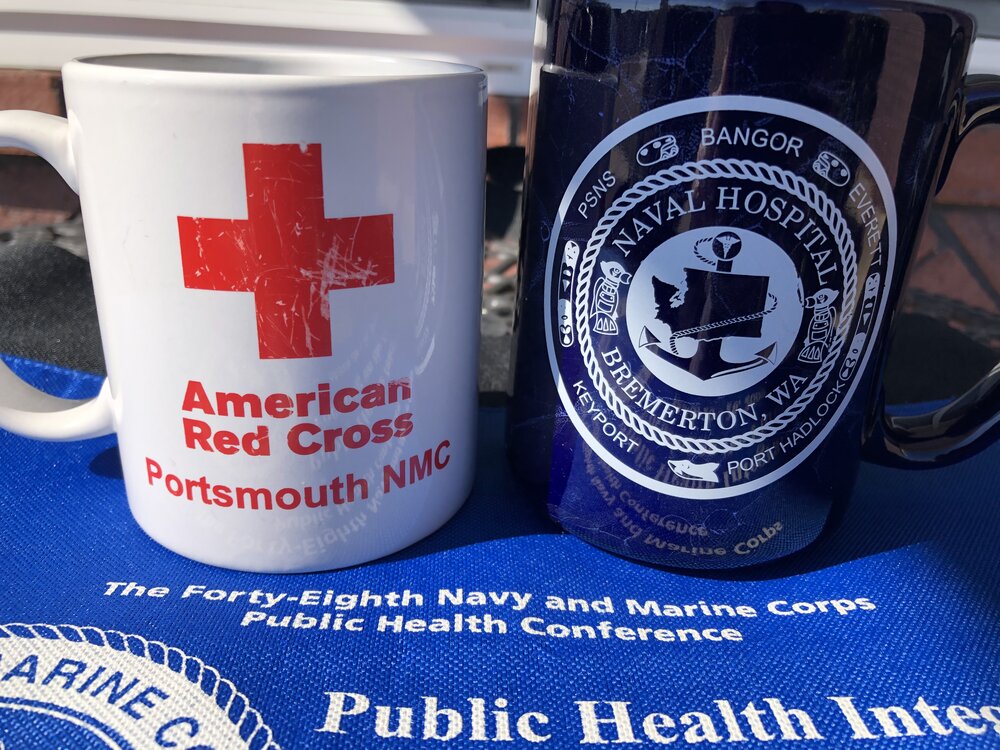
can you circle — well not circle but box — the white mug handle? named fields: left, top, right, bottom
left=0, top=110, right=114, bottom=440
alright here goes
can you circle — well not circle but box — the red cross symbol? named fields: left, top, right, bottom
left=178, top=143, right=394, bottom=360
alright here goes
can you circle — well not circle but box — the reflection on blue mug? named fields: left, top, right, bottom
left=507, top=0, right=1000, bottom=569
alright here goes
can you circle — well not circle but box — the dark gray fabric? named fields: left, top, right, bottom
left=0, top=240, right=105, bottom=375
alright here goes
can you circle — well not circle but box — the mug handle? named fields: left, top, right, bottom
left=0, top=110, right=114, bottom=441
left=866, top=74, right=1000, bottom=465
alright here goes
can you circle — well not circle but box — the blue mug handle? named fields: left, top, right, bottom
left=867, top=74, right=1000, bottom=465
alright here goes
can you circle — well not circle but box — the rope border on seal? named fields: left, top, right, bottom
left=573, top=158, right=859, bottom=455
left=0, top=622, right=281, bottom=750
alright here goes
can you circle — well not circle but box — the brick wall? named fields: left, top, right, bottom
left=0, top=69, right=78, bottom=230
left=906, top=126, right=1000, bottom=351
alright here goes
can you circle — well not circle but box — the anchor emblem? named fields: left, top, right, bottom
left=637, top=231, right=778, bottom=380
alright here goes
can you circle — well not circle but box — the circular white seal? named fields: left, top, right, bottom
left=545, top=96, right=897, bottom=499
left=0, top=623, right=280, bottom=749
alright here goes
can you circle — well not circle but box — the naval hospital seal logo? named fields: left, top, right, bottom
left=546, top=96, right=896, bottom=499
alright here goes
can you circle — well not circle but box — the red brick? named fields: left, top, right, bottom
left=487, top=96, right=512, bottom=148
left=0, top=68, right=62, bottom=113
left=913, top=221, right=941, bottom=265
left=0, top=69, right=64, bottom=156
left=937, top=126, right=1000, bottom=207
left=511, top=97, right=528, bottom=146
left=907, top=245, right=998, bottom=313
left=0, top=155, right=78, bottom=230
left=487, top=96, right=529, bottom=148
left=941, top=210, right=1000, bottom=300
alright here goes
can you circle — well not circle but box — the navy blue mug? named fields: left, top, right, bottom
left=507, top=0, right=1000, bottom=568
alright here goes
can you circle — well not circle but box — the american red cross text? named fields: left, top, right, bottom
left=178, top=143, right=395, bottom=360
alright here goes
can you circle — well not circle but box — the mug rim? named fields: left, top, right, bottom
left=673, top=0, right=975, bottom=29
left=812, top=0, right=972, bottom=21
left=65, top=51, right=485, bottom=85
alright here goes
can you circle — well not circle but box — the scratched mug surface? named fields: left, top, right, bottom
left=508, top=0, right=1000, bottom=568
left=0, top=53, right=486, bottom=572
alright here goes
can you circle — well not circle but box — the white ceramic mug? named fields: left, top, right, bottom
left=0, top=53, right=487, bottom=572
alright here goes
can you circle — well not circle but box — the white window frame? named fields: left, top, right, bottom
left=0, top=0, right=537, bottom=96
left=0, top=0, right=998, bottom=98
